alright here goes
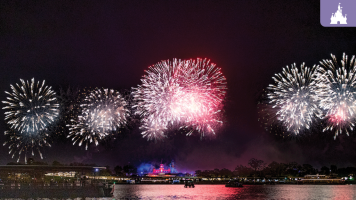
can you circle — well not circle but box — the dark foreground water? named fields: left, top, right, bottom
left=107, top=184, right=356, bottom=199
left=2, top=184, right=356, bottom=199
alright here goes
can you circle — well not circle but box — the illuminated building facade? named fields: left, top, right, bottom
left=147, top=161, right=177, bottom=177
left=152, top=164, right=171, bottom=174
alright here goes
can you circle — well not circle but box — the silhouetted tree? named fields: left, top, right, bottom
left=320, top=166, right=330, bottom=175
left=285, top=162, right=300, bottom=176
left=123, top=165, right=137, bottom=174
left=201, top=170, right=213, bottom=178
left=114, top=166, right=123, bottom=175
left=52, top=161, right=62, bottom=166
left=302, top=164, right=316, bottom=175
left=220, top=168, right=233, bottom=178
left=337, top=167, right=356, bottom=177
left=330, top=165, right=337, bottom=174
left=195, top=170, right=202, bottom=177
left=248, top=158, right=265, bottom=173
left=99, top=166, right=112, bottom=176
left=234, top=165, right=253, bottom=177
left=266, top=161, right=287, bottom=176
left=213, top=168, right=220, bottom=178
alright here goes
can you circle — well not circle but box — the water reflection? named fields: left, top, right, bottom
left=110, top=185, right=356, bottom=199
left=2, top=185, right=356, bottom=199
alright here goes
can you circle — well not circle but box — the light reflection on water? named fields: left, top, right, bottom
left=107, top=184, right=356, bottom=200
left=3, top=185, right=356, bottom=199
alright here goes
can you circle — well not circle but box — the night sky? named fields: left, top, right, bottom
left=1, top=0, right=356, bottom=172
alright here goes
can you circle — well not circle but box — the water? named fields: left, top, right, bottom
left=2, top=185, right=356, bottom=199
left=106, top=184, right=356, bottom=199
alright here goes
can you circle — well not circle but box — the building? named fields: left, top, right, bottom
left=152, top=164, right=171, bottom=174
left=0, top=165, right=106, bottom=180
left=147, top=161, right=177, bottom=177
left=301, top=174, right=343, bottom=184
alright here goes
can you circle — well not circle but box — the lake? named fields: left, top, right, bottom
left=2, top=184, right=356, bottom=199
left=101, top=184, right=356, bottom=199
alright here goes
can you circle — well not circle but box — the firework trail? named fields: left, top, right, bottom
left=267, top=63, right=321, bottom=134
left=2, top=78, right=59, bottom=162
left=3, top=130, right=50, bottom=163
left=67, top=88, right=129, bottom=150
left=315, top=53, right=356, bottom=139
left=132, top=58, right=227, bottom=140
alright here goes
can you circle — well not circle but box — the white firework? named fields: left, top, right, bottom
left=315, top=53, right=356, bottom=139
left=3, top=130, right=50, bottom=163
left=268, top=63, right=321, bottom=134
left=67, top=88, right=129, bottom=150
left=2, top=78, right=59, bottom=162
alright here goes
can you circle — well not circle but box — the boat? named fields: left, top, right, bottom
left=184, top=180, right=195, bottom=188
left=225, top=180, right=243, bottom=187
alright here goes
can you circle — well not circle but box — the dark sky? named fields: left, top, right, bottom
left=0, top=0, right=356, bottom=172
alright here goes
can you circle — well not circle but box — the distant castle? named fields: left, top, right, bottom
left=152, top=163, right=171, bottom=174
left=330, top=3, right=347, bottom=24
left=148, top=160, right=177, bottom=177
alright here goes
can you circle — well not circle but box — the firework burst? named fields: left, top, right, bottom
left=67, top=88, right=129, bottom=149
left=132, top=58, right=227, bottom=140
left=3, top=130, right=51, bottom=163
left=315, top=53, right=356, bottom=139
left=267, top=63, right=321, bottom=134
left=2, top=78, right=59, bottom=162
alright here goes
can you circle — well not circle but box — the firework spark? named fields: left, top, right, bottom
left=132, top=58, right=227, bottom=140
left=3, top=130, right=50, bottom=163
left=67, top=88, right=129, bottom=149
left=2, top=78, right=59, bottom=162
left=267, top=63, right=321, bottom=134
left=257, top=89, right=288, bottom=137
left=315, top=53, right=356, bottom=139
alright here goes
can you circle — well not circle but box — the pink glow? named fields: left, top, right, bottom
left=329, top=107, right=347, bottom=124
left=152, top=164, right=171, bottom=174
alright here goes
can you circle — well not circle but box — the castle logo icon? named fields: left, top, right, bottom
left=330, top=3, right=347, bottom=24
left=320, top=0, right=355, bottom=27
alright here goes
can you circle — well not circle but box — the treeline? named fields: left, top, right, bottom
left=114, top=165, right=137, bottom=176
left=7, top=158, right=356, bottom=178
left=195, top=158, right=356, bottom=178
